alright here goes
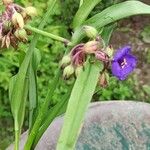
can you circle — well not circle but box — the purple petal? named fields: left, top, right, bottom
left=111, top=61, right=122, bottom=77
left=118, top=65, right=135, bottom=80
left=113, top=46, right=131, bottom=61
left=111, top=54, right=137, bottom=80
left=125, top=54, right=137, bottom=68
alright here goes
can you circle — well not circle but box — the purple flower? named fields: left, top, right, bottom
left=111, top=46, right=137, bottom=80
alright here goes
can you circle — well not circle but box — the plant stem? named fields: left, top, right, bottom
left=79, top=0, right=83, bottom=7
left=24, top=25, right=71, bottom=44
left=14, top=128, right=20, bottom=150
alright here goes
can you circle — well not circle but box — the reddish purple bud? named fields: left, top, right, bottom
left=70, top=43, right=86, bottom=66
left=95, top=51, right=109, bottom=62
left=83, top=41, right=101, bottom=54
left=99, top=72, right=109, bottom=88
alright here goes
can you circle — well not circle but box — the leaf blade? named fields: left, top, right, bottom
left=73, top=0, right=102, bottom=29
left=72, top=0, right=150, bottom=44
left=56, top=24, right=116, bottom=150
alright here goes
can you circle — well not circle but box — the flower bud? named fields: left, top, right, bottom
left=0, top=26, right=2, bottom=40
left=21, top=11, right=27, bottom=19
left=25, top=7, right=37, bottom=17
left=5, top=35, right=10, bottom=48
left=75, top=66, right=83, bottom=77
left=0, top=34, right=2, bottom=41
left=3, top=21, right=11, bottom=31
left=12, top=12, right=24, bottom=29
left=63, top=65, right=74, bottom=79
left=14, top=29, right=28, bottom=41
left=99, top=72, right=109, bottom=88
left=1, top=35, right=10, bottom=48
left=83, top=26, right=98, bottom=39
left=60, top=55, right=71, bottom=68
left=2, top=0, right=13, bottom=5
left=105, top=46, right=114, bottom=58
left=95, top=51, right=109, bottom=62
left=84, top=41, right=101, bottom=54
left=1, top=36, right=6, bottom=48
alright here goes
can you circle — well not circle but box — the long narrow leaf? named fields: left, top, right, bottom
left=72, top=1, right=150, bottom=44
left=9, top=73, right=29, bottom=150
left=24, top=69, right=61, bottom=150
left=86, top=1, right=150, bottom=28
left=73, top=0, right=102, bottom=29
left=32, top=84, right=74, bottom=148
left=28, top=64, right=37, bottom=130
left=29, top=48, right=41, bottom=130
left=56, top=24, right=115, bottom=150
left=56, top=61, right=103, bottom=150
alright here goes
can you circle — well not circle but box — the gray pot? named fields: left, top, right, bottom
left=7, top=101, right=150, bottom=150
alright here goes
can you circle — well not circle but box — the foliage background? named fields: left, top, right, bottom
left=0, top=0, right=150, bottom=149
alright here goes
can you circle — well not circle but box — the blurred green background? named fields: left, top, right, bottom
left=0, top=0, right=150, bottom=149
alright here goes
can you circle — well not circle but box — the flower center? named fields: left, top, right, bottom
left=118, top=58, right=127, bottom=69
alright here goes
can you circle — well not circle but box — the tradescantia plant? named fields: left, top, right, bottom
left=0, top=0, right=150, bottom=150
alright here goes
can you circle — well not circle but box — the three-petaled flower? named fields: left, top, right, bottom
left=111, top=46, right=137, bottom=80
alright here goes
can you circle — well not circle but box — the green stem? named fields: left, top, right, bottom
left=24, top=25, right=71, bottom=44
left=14, top=128, right=20, bottom=150
left=79, top=0, right=83, bottom=7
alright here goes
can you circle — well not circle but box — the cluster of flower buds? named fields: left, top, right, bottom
left=61, top=25, right=136, bottom=83
left=61, top=37, right=114, bottom=80
left=0, top=0, right=37, bottom=49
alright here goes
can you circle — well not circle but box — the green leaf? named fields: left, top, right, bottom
left=17, top=76, right=29, bottom=132
left=73, top=0, right=102, bottom=29
left=18, top=51, right=26, bottom=67
left=86, top=1, right=150, bottom=29
left=9, top=73, right=29, bottom=150
left=29, top=49, right=41, bottom=130
left=9, top=75, right=17, bottom=103
left=72, top=0, right=150, bottom=44
left=57, top=61, right=103, bottom=150
left=32, top=84, right=73, bottom=149
left=32, top=48, right=41, bottom=71
left=24, top=69, right=61, bottom=150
